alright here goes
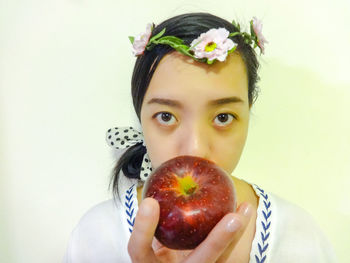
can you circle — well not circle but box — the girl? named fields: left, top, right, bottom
left=64, top=12, right=337, bottom=263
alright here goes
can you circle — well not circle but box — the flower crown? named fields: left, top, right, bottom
left=129, top=17, right=267, bottom=65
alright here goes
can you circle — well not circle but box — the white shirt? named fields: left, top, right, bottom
left=63, top=178, right=338, bottom=263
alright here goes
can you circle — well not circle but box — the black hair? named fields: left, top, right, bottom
left=109, top=12, right=261, bottom=201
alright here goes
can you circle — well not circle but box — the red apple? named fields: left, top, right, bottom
left=142, top=155, right=237, bottom=250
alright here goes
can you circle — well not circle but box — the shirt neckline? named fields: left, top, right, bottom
left=123, top=181, right=273, bottom=263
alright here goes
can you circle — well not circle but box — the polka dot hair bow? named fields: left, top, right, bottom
left=105, top=126, right=153, bottom=182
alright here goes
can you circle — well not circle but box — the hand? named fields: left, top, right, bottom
left=127, top=197, right=253, bottom=263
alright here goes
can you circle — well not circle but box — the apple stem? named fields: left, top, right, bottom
left=186, top=185, right=197, bottom=195
left=178, top=174, right=198, bottom=196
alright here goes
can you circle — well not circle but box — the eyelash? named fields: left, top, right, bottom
left=152, top=112, right=236, bottom=127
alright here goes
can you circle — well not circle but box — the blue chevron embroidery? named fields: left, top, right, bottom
left=125, top=184, right=136, bottom=233
left=254, top=185, right=272, bottom=263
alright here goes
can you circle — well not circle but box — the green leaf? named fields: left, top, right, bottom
left=128, top=36, right=134, bottom=44
left=227, top=45, right=237, bottom=55
left=250, top=20, right=256, bottom=38
left=145, top=44, right=154, bottom=51
left=241, top=32, right=252, bottom=45
left=231, top=19, right=237, bottom=27
left=231, top=20, right=241, bottom=32
left=177, top=47, right=195, bottom=58
left=207, top=59, right=215, bottom=65
left=157, top=36, right=184, bottom=45
left=148, top=28, right=166, bottom=43
left=229, top=32, right=240, bottom=38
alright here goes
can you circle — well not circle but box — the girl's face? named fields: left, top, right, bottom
left=140, top=51, right=251, bottom=175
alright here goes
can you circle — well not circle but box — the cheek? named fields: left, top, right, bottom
left=142, top=125, right=175, bottom=170
left=214, top=125, right=249, bottom=174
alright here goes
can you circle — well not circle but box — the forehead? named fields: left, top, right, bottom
left=145, top=51, right=249, bottom=103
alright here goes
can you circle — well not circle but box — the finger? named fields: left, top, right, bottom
left=152, top=237, right=179, bottom=262
left=216, top=202, right=256, bottom=262
left=184, top=202, right=253, bottom=263
left=127, top=197, right=160, bottom=263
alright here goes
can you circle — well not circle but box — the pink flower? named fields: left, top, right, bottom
left=132, top=23, right=153, bottom=56
left=189, top=28, right=237, bottom=63
left=252, top=17, right=268, bottom=54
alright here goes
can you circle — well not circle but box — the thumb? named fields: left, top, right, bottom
left=128, top=197, right=160, bottom=262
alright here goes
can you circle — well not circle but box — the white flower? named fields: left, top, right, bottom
left=189, top=28, right=237, bottom=63
left=132, top=23, right=153, bottom=56
left=252, top=17, right=268, bottom=54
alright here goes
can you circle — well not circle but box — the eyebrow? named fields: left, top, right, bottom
left=147, top=96, right=244, bottom=108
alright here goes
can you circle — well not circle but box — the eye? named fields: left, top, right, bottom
left=214, top=113, right=235, bottom=127
left=153, top=112, right=177, bottom=126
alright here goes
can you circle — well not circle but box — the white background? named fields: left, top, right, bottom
left=1, top=0, right=349, bottom=262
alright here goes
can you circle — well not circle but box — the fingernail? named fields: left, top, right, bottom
left=152, top=238, right=163, bottom=251
left=242, top=204, right=253, bottom=218
left=140, top=199, right=153, bottom=216
left=226, top=217, right=242, bottom=233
